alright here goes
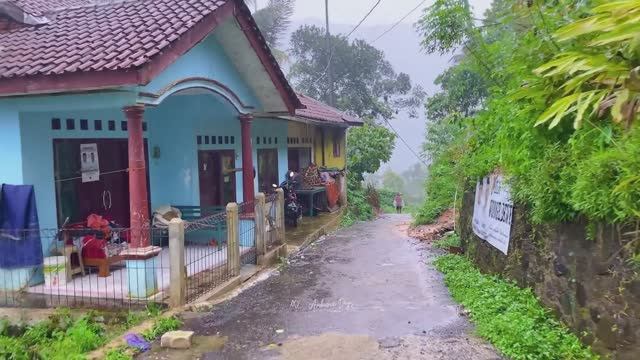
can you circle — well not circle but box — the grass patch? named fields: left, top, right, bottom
left=0, top=309, right=106, bottom=360
left=105, top=346, right=135, bottom=360
left=433, top=232, right=461, bottom=249
left=0, top=303, right=169, bottom=360
left=142, top=315, right=182, bottom=342
left=434, top=255, right=599, bottom=360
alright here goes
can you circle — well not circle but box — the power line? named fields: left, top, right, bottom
left=312, top=0, right=385, bottom=85
left=373, top=0, right=428, bottom=43
left=346, top=0, right=384, bottom=38
left=382, top=118, right=429, bottom=167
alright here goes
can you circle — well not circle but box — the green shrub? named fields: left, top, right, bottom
left=377, top=188, right=397, bottom=213
left=341, top=185, right=375, bottom=227
left=105, top=347, right=134, bottom=360
left=0, top=336, right=30, bottom=360
left=433, top=232, right=461, bottom=249
left=434, top=255, right=598, bottom=360
left=142, top=316, right=182, bottom=342
left=415, top=154, right=460, bottom=225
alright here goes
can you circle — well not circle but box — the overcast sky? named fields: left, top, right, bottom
left=256, top=0, right=494, bottom=27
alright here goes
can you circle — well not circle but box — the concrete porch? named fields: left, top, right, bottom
left=285, top=209, right=344, bottom=253
left=25, top=245, right=252, bottom=300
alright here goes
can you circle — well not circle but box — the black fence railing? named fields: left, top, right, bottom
left=183, top=210, right=231, bottom=304
left=0, top=227, right=169, bottom=308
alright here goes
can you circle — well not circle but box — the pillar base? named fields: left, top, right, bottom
left=122, top=246, right=162, bottom=298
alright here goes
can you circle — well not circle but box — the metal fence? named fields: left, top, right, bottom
left=238, top=201, right=257, bottom=266
left=1, top=195, right=279, bottom=309
left=0, top=227, right=169, bottom=308
left=265, top=193, right=279, bottom=250
left=183, top=210, right=232, bottom=304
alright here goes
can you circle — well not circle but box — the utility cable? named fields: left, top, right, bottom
left=312, top=0, right=385, bottom=85
left=373, top=0, right=428, bottom=43
left=382, top=118, right=429, bottom=168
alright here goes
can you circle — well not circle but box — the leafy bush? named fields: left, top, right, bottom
left=38, top=318, right=106, bottom=360
left=105, top=347, right=134, bottom=360
left=416, top=0, right=640, bottom=229
left=434, top=255, right=598, bottom=360
left=377, top=188, right=397, bottom=213
left=142, top=316, right=182, bottom=342
left=341, top=185, right=375, bottom=227
left=0, top=307, right=167, bottom=360
left=0, top=336, right=30, bottom=360
left=415, top=152, right=460, bottom=224
left=433, top=232, right=460, bottom=249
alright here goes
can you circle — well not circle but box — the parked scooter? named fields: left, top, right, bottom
left=273, top=171, right=303, bottom=227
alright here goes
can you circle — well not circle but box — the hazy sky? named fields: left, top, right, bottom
left=255, top=0, right=494, bottom=27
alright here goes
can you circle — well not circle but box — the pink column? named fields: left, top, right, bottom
left=123, top=105, right=150, bottom=248
left=239, top=114, right=255, bottom=204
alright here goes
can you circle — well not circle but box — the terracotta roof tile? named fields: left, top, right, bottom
left=0, top=0, right=229, bottom=80
left=296, top=93, right=363, bottom=125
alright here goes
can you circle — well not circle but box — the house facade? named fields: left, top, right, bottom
left=0, top=0, right=360, bottom=295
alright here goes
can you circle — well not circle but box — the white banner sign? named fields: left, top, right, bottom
left=472, top=174, right=514, bottom=255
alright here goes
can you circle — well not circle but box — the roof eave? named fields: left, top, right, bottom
left=0, top=0, right=304, bottom=111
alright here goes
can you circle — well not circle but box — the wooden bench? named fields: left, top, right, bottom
left=173, top=206, right=227, bottom=245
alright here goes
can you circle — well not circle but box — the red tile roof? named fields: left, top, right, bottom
left=0, top=0, right=302, bottom=112
left=0, top=0, right=229, bottom=78
left=11, top=0, right=87, bottom=17
left=296, top=93, right=363, bottom=126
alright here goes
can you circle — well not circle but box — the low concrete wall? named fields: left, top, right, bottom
left=459, top=190, right=640, bottom=360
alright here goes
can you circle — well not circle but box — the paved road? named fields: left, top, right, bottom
left=145, top=215, right=500, bottom=360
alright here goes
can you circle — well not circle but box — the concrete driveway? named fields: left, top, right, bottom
left=143, top=214, right=500, bottom=360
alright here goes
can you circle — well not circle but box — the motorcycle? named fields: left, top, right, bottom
left=273, top=171, right=303, bottom=227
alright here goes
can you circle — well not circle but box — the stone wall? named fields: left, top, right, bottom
left=459, top=191, right=640, bottom=360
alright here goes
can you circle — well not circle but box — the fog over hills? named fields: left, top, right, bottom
left=285, top=19, right=453, bottom=172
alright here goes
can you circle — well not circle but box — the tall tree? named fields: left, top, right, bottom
left=347, top=125, right=396, bottom=182
left=288, top=25, right=425, bottom=122
left=250, top=0, right=295, bottom=48
left=246, top=0, right=295, bottom=62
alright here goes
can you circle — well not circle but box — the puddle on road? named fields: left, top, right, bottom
left=145, top=335, right=227, bottom=360
left=276, top=332, right=382, bottom=360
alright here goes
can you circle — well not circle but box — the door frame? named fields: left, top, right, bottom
left=52, top=138, right=150, bottom=228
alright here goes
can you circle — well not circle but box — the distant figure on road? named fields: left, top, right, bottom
left=394, top=193, right=404, bottom=214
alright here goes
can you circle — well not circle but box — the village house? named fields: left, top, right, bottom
left=0, top=0, right=360, bottom=306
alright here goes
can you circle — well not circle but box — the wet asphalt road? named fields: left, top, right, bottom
left=145, top=214, right=500, bottom=360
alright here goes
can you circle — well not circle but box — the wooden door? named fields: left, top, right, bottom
left=198, top=150, right=236, bottom=208
left=53, top=139, right=148, bottom=227
left=257, top=148, right=279, bottom=194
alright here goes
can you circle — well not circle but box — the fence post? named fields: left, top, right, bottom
left=339, top=172, right=348, bottom=206
left=275, top=188, right=286, bottom=244
left=255, top=193, right=266, bottom=260
left=226, top=202, right=240, bottom=277
left=168, top=218, right=186, bottom=307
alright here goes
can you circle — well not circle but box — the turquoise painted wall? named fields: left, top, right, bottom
left=0, top=106, right=23, bottom=184
left=139, top=35, right=262, bottom=110
left=20, top=107, right=134, bottom=231
left=16, top=94, right=290, bottom=231
left=252, top=117, right=289, bottom=188
left=146, top=94, right=243, bottom=207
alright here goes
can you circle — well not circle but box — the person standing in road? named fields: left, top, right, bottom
left=393, top=192, right=404, bottom=214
